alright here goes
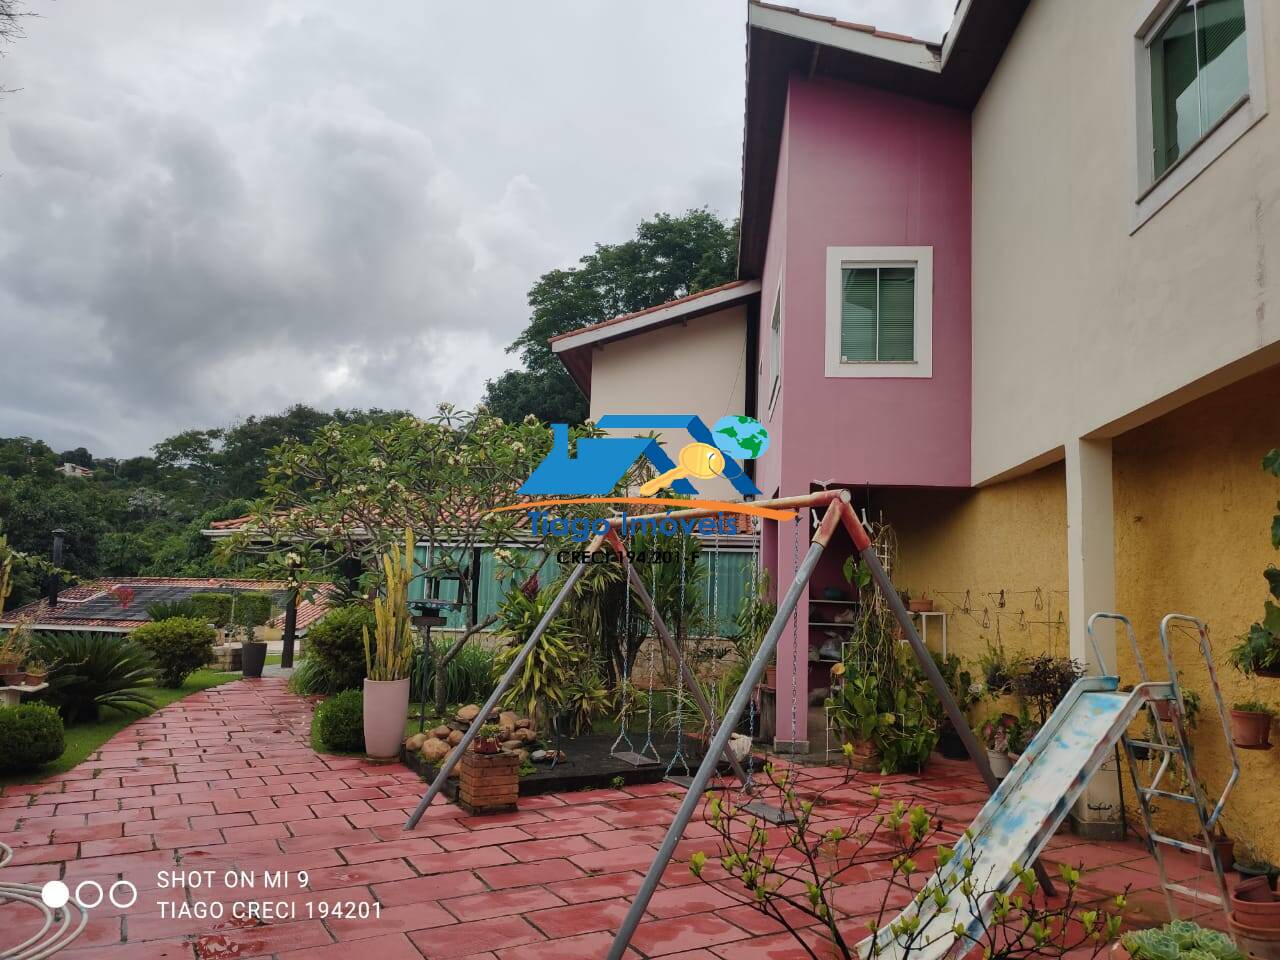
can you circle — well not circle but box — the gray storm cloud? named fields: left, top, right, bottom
left=0, top=0, right=951, bottom=456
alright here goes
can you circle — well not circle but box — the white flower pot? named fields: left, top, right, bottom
left=986, top=748, right=1011, bottom=779
left=363, top=677, right=411, bottom=760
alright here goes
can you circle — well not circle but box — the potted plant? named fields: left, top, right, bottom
left=1230, top=456, right=1280, bottom=679
left=1198, top=826, right=1236, bottom=873
left=1119, top=919, right=1245, bottom=959
left=0, top=629, right=28, bottom=682
left=1152, top=683, right=1201, bottom=725
left=980, top=714, right=1017, bottom=779
left=933, top=652, right=982, bottom=760
left=474, top=722, right=502, bottom=754
left=362, top=530, right=418, bottom=761
left=1007, top=714, right=1039, bottom=765
left=825, top=673, right=885, bottom=772
left=907, top=591, right=934, bottom=613
left=230, top=592, right=273, bottom=679
left=23, top=659, right=48, bottom=686
left=1229, top=700, right=1274, bottom=750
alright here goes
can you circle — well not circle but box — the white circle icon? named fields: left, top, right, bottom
left=40, top=880, right=70, bottom=909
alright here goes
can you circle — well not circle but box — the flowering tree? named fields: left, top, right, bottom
left=223, top=405, right=632, bottom=711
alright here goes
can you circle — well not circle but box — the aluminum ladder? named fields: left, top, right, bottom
left=1088, top=612, right=1240, bottom=925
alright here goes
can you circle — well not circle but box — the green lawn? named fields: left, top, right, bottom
left=0, top=669, right=240, bottom=789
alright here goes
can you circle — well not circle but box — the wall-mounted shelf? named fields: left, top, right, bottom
left=909, top=609, right=948, bottom=658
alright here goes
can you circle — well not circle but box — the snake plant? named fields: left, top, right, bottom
left=363, top=529, right=417, bottom=682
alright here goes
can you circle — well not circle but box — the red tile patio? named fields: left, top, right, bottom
left=0, top=679, right=1231, bottom=959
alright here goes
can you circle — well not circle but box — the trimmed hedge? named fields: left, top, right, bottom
left=231, top=592, right=273, bottom=628
left=0, top=702, right=65, bottom=772
left=306, top=605, right=376, bottom=692
left=190, top=593, right=234, bottom=627
left=314, top=689, right=364, bottom=752
left=133, top=617, right=216, bottom=687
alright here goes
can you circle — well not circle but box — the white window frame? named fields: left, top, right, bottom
left=824, top=245, right=933, bottom=379
left=1131, top=0, right=1268, bottom=232
left=768, top=285, right=782, bottom=418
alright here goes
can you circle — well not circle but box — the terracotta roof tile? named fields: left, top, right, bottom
left=547, top=279, right=754, bottom=344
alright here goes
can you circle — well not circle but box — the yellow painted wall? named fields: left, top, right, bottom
left=1113, top=368, right=1280, bottom=862
left=876, top=463, right=1071, bottom=683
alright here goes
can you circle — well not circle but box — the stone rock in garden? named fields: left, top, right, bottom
left=499, top=710, right=519, bottom=729
left=456, top=704, right=481, bottom=723
left=530, top=750, right=548, bottom=762
left=431, top=725, right=451, bottom=739
left=405, top=733, right=427, bottom=752
left=501, top=739, right=522, bottom=752
left=516, top=750, right=530, bottom=763
left=513, top=728, right=536, bottom=744
left=447, top=730, right=464, bottom=746
left=728, top=732, right=753, bottom=764
left=515, top=718, right=532, bottom=729
left=421, top=738, right=450, bottom=763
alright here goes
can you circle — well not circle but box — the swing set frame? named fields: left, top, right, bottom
left=400, top=487, right=1053, bottom=959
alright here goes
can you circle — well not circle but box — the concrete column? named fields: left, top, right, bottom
left=773, top=511, right=809, bottom=753
left=1065, top=436, right=1123, bottom=839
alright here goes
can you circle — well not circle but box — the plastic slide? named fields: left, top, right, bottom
left=858, top=676, right=1172, bottom=960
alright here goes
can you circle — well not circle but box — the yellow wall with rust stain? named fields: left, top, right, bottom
left=877, top=462, right=1071, bottom=683
left=1113, top=368, right=1280, bottom=862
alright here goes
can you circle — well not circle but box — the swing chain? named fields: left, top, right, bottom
left=638, top=548, right=662, bottom=762
left=610, top=528, right=636, bottom=757
left=666, top=532, right=691, bottom=778
left=789, top=512, right=801, bottom=756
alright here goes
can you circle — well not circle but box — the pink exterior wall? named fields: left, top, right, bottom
left=757, top=75, right=973, bottom=746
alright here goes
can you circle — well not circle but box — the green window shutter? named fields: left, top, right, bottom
left=877, top=268, right=915, bottom=361
left=840, top=267, right=877, bottom=361
left=1198, top=0, right=1248, bottom=125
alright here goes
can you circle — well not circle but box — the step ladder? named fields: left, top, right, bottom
left=1088, top=613, right=1240, bottom=926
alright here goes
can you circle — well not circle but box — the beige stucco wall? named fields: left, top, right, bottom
left=878, top=463, right=1071, bottom=674
left=1113, top=368, right=1280, bottom=860
left=971, top=0, right=1280, bottom=486
left=588, top=305, right=749, bottom=501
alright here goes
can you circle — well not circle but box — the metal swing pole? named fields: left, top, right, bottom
left=605, top=498, right=846, bottom=960
left=833, top=498, right=1056, bottom=896
left=403, top=535, right=602, bottom=830
left=606, top=529, right=751, bottom=785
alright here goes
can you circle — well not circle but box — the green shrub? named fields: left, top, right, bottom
left=286, top=657, right=330, bottom=696
left=307, top=605, right=375, bottom=692
left=29, top=631, right=159, bottom=724
left=132, top=617, right=216, bottom=687
left=231, top=592, right=273, bottom=628
left=314, top=689, right=364, bottom=752
left=144, top=599, right=198, bottom=621
left=0, top=702, right=65, bottom=772
left=412, top=638, right=497, bottom=706
left=190, top=592, right=234, bottom=627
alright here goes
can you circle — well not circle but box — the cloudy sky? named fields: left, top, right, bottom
left=0, top=0, right=952, bottom=457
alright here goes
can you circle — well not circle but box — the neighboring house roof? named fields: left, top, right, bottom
left=738, top=0, right=1029, bottom=277
left=0, top=577, right=333, bottom=635
left=551, top=279, right=761, bottom=394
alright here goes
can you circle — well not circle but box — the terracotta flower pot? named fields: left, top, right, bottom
left=363, top=677, right=411, bottom=761
left=1231, top=709, right=1274, bottom=750
left=2, top=670, right=25, bottom=687
left=0, top=659, right=18, bottom=676
left=23, top=671, right=47, bottom=686
left=1199, top=835, right=1236, bottom=872
left=908, top=599, right=934, bottom=613
left=473, top=738, right=501, bottom=755
left=1232, top=876, right=1280, bottom=931
left=843, top=737, right=881, bottom=772
left=764, top=666, right=777, bottom=690
left=1229, top=909, right=1280, bottom=959
left=1153, top=699, right=1175, bottom=722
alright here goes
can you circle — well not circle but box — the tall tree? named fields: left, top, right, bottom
left=484, top=208, right=739, bottom=424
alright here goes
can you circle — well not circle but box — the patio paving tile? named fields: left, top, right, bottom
left=0, top=677, right=1202, bottom=960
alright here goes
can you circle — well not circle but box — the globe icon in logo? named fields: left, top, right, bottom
left=711, top=415, right=770, bottom=460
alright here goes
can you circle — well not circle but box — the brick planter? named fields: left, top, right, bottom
left=458, top=750, right=520, bottom=815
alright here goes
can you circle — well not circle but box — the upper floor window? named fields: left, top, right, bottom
left=1150, top=0, right=1248, bottom=178
left=1133, top=0, right=1267, bottom=230
left=825, top=246, right=932, bottom=379
left=840, top=266, right=915, bottom=362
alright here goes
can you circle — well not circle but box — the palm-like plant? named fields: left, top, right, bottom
left=494, top=584, right=582, bottom=725
left=29, top=631, right=159, bottom=723
left=363, top=529, right=417, bottom=681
